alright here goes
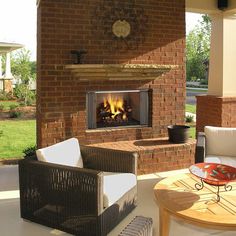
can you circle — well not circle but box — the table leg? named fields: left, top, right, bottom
left=159, top=207, right=170, bottom=236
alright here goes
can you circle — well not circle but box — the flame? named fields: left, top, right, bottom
left=104, top=94, right=125, bottom=119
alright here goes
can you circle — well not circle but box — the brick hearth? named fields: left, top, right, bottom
left=89, top=138, right=196, bottom=175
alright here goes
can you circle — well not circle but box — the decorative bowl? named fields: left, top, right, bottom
left=189, top=163, right=236, bottom=186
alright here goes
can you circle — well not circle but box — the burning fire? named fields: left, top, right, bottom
left=97, top=93, right=133, bottom=126
left=103, top=94, right=127, bottom=120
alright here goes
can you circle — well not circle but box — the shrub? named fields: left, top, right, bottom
left=186, top=84, right=208, bottom=89
left=186, top=115, right=194, bottom=123
left=25, top=93, right=36, bottom=106
left=9, top=104, right=21, bottom=118
left=23, top=145, right=37, bottom=160
left=0, top=104, right=4, bottom=111
left=0, top=91, right=15, bottom=100
left=200, top=79, right=208, bottom=85
left=9, top=104, right=19, bottom=110
left=9, top=111, right=22, bottom=118
left=14, top=84, right=36, bottom=106
left=190, top=76, right=197, bottom=82
left=19, top=101, right=26, bottom=107
left=0, top=130, right=3, bottom=137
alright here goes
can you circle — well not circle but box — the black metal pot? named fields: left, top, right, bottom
left=167, top=125, right=190, bottom=143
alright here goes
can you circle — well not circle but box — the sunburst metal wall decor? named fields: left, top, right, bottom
left=91, top=0, right=148, bottom=52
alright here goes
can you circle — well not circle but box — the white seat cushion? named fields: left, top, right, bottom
left=103, top=172, right=136, bottom=208
left=36, top=138, right=83, bottom=168
left=205, top=126, right=236, bottom=157
left=205, top=155, right=236, bottom=168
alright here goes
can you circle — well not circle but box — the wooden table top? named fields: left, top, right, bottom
left=154, top=173, right=236, bottom=230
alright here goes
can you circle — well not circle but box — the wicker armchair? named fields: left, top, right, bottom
left=195, top=132, right=206, bottom=163
left=19, top=145, right=138, bottom=236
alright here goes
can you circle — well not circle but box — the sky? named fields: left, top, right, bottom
left=0, top=1, right=202, bottom=61
left=0, top=0, right=37, bottom=60
left=186, top=13, right=203, bottom=33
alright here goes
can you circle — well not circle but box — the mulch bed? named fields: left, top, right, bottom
left=0, top=106, right=36, bottom=120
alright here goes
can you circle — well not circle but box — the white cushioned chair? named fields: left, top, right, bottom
left=195, top=126, right=236, bottom=167
left=19, top=138, right=138, bottom=236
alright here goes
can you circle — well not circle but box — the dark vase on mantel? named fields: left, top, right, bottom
left=167, top=125, right=190, bottom=143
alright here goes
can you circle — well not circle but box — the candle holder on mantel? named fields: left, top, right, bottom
left=189, top=163, right=236, bottom=202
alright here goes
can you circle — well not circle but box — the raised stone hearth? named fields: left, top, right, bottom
left=89, top=138, right=196, bottom=175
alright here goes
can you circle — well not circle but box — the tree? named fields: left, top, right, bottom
left=186, top=15, right=211, bottom=82
left=11, top=48, right=36, bottom=83
left=8, top=48, right=36, bottom=105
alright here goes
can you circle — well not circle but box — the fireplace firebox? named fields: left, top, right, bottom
left=87, top=90, right=149, bottom=129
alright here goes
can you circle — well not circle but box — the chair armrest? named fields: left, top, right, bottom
left=195, top=132, right=206, bottom=163
left=18, top=159, right=104, bottom=216
left=80, top=145, right=138, bottom=175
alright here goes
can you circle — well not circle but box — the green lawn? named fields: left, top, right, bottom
left=0, top=120, right=36, bottom=159
left=0, top=101, right=19, bottom=110
left=185, top=104, right=196, bottom=114
left=189, top=126, right=196, bottom=139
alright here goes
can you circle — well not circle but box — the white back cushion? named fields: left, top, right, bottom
left=36, top=138, right=83, bottom=168
left=205, top=126, right=236, bottom=157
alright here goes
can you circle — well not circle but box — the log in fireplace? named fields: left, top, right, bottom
left=87, top=89, right=149, bottom=129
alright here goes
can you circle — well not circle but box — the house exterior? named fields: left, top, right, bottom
left=0, top=42, right=23, bottom=92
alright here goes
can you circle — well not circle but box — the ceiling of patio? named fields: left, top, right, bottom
left=186, top=0, right=236, bottom=14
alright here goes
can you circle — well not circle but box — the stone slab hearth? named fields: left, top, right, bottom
left=89, top=138, right=196, bottom=175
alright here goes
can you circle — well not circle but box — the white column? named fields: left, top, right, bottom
left=5, top=52, right=12, bottom=78
left=208, top=13, right=236, bottom=96
left=0, top=55, right=2, bottom=78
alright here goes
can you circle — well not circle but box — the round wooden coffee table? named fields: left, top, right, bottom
left=154, top=173, right=236, bottom=236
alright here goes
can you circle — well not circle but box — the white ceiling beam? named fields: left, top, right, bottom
left=186, top=0, right=236, bottom=15
left=186, top=0, right=220, bottom=14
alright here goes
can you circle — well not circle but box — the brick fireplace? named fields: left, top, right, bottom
left=87, top=89, right=149, bottom=129
left=37, top=0, right=195, bottom=173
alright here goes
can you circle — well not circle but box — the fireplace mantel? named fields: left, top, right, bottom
left=65, top=64, right=178, bottom=81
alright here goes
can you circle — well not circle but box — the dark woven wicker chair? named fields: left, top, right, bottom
left=19, top=145, right=138, bottom=236
left=195, top=131, right=206, bottom=163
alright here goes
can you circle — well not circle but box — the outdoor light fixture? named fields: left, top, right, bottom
left=218, top=0, right=228, bottom=10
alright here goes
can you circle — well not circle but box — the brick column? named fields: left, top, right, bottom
left=196, top=14, right=236, bottom=133
left=196, top=95, right=236, bottom=134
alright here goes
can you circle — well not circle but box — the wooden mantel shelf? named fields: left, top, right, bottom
left=65, top=64, right=178, bottom=81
